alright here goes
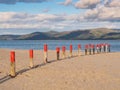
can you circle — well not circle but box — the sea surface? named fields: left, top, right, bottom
left=0, top=40, right=120, bottom=52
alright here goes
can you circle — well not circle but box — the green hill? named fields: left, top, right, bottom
left=0, top=28, right=120, bottom=40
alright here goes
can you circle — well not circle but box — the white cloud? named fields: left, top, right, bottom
left=75, top=0, right=100, bottom=9
left=0, top=12, right=77, bottom=30
left=108, top=0, right=120, bottom=7
left=0, top=12, right=16, bottom=21
left=58, top=0, right=72, bottom=6
left=105, top=23, right=117, bottom=29
left=84, top=6, right=120, bottom=22
left=103, top=0, right=109, bottom=4
left=74, top=0, right=120, bottom=23
left=0, top=11, right=120, bottom=32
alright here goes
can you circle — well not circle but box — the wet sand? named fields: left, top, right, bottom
left=0, top=49, right=120, bottom=90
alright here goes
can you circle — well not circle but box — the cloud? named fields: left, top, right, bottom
left=0, top=0, right=48, bottom=4
left=0, top=12, right=73, bottom=30
left=105, top=0, right=120, bottom=7
left=105, top=23, right=118, bottom=29
left=75, top=0, right=100, bottom=9
left=58, top=0, right=72, bottom=6
left=84, top=6, right=120, bottom=22
left=73, top=0, right=120, bottom=22
left=0, top=12, right=120, bottom=31
left=103, top=0, right=109, bottom=4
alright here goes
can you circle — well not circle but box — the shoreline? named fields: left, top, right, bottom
left=0, top=48, right=120, bottom=52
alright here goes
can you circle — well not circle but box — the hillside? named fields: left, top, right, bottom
left=17, top=32, right=55, bottom=40
left=0, top=35, right=20, bottom=40
left=0, top=28, right=120, bottom=40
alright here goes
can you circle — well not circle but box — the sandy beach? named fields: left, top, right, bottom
left=0, top=49, right=120, bottom=90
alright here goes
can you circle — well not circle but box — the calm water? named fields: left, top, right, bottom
left=0, top=40, right=120, bottom=52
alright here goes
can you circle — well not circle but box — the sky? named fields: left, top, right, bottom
left=0, top=0, right=120, bottom=35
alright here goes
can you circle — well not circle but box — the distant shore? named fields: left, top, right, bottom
left=0, top=49, right=120, bottom=90
left=0, top=28, right=120, bottom=40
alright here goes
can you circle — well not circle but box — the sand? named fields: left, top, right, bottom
left=0, top=49, right=120, bottom=90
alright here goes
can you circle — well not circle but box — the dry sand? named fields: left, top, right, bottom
left=0, top=49, right=120, bottom=90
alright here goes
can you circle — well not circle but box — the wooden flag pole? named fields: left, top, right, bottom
left=29, top=49, right=34, bottom=68
left=62, top=46, right=66, bottom=59
left=44, top=44, right=48, bottom=63
left=70, top=45, right=73, bottom=57
left=78, top=44, right=81, bottom=56
left=10, top=51, right=16, bottom=77
left=56, top=47, right=60, bottom=60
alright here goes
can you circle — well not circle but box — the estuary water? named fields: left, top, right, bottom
left=0, top=40, right=120, bottom=52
